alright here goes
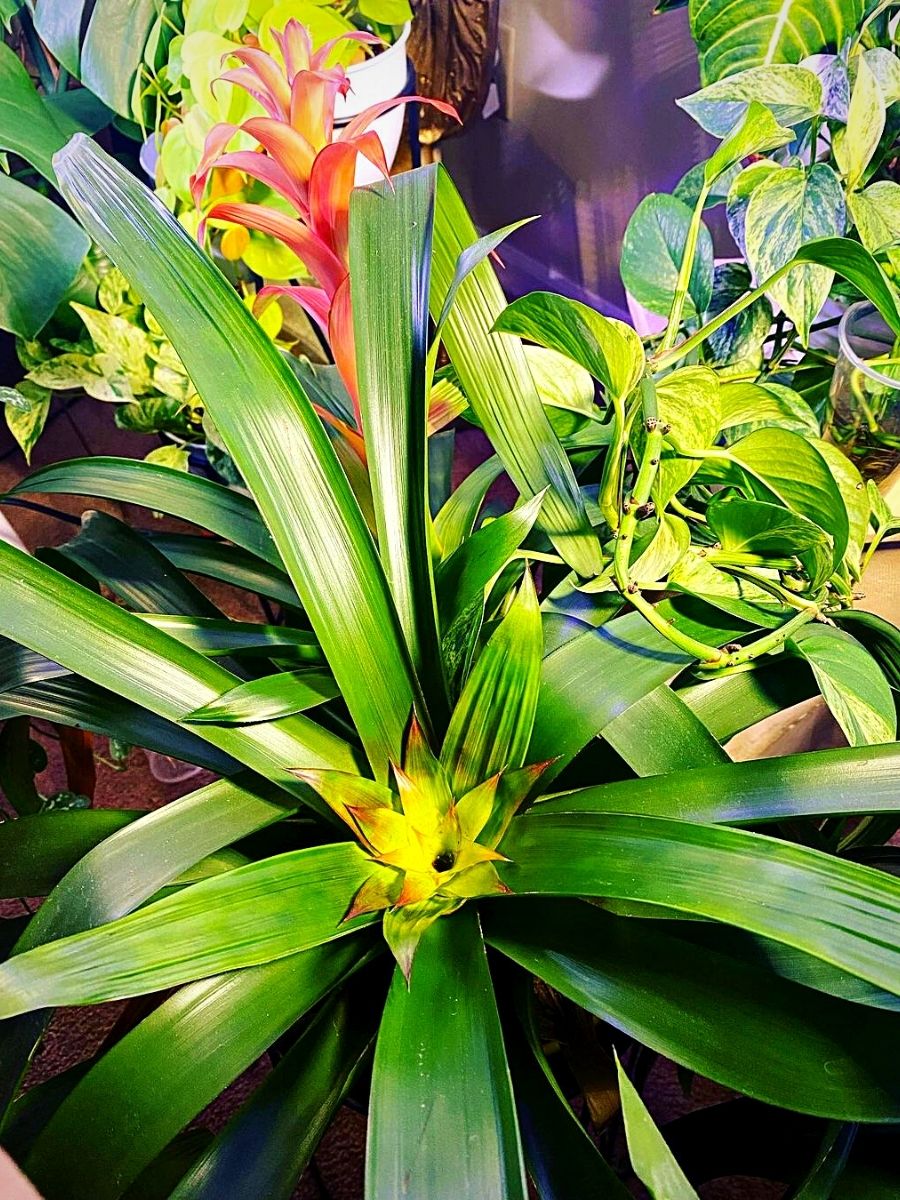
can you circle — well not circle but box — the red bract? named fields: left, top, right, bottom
left=192, top=19, right=458, bottom=428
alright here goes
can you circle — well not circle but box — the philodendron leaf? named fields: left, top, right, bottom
left=726, top=159, right=781, bottom=257
left=688, top=2, right=862, bottom=87
left=703, top=100, right=793, bottom=185
left=494, top=291, right=645, bottom=403
left=707, top=495, right=833, bottom=589
left=0, top=40, right=69, bottom=181
left=0, top=173, right=90, bottom=339
left=745, top=164, right=846, bottom=342
left=0, top=383, right=51, bottom=463
left=834, top=55, right=885, bottom=191
left=182, top=670, right=340, bottom=725
left=718, top=380, right=819, bottom=438
left=703, top=263, right=773, bottom=373
left=801, top=52, right=851, bottom=121
left=790, top=624, right=896, bottom=747
left=652, top=366, right=721, bottom=504
left=621, top=194, right=714, bottom=318
left=678, top=64, right=822, bottom=134
left=862, top=46, right=900, bottom=106
left=615, top=1053, right=699, bottom=1200
left=725, top=427, right=849, bottom=568
left=441, top=572, right=542, bottom=796
left=848, top=181, right=900, bottom=275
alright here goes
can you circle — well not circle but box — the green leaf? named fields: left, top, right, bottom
left=745, top=164, right=846, bottom=342
left=23, top=940, right=372, bottom=1200
left=55, top=135, right=418, bottom=780
left=367, top=909, right=527, bottom=1200
left=813, top=438, right=868, bottom=576
left=526, top=739, right=900, bottom=825
left=433, top=456, right=504, bottom=559
left=494, top=291, right=644, bottom=403
left=183, top=669, right=340, bottom=725
left=56, top=0, right=161, bottom=116
left=725, top=427, right=849, bottom=567
left=621, top=193, right=714, bottom=318
left=531, top=603, right=747, bottom=782
left=687, top=2, right=863, bottom=86
left=0, top=382, right=51, bottom=463
left=441, top=573, right=542, bottom=795
left=135, top=614, right=321, bottom=660
left=834, top=55, right=885, bottom=191
left=431, top=167, right=601, bottom=578
left=147, top=533, right=301, bottom=610
left=436, top=491, right=545, bottom=635
left=499, top=812, right=900, bottom=997
left=790, top=624, right=896, bottom=747
left=847, top=180, right=900, bottom=275
left=0, top=810, right=136, bottom=898
left=8, top=456, right=280, bottom=566
left=718, top=380, right=819, bottom=437
left=0, top=540, right=360, bottom=795
left=487, top=898, right=900, bottom=1121
left=351, top=168, right=444, bottom=720
left=169, top=978, right=377, bottom=1200
left=505, top=978, right=631, bottom=1200
left=0, top=843, right=377, bottom=1017
left=703, top=264, right=773, bottom=373
left=0, top=41, right=69, bottom=181
left=615, top=1052, right=699, bottom=1200
left=50, top=509, right=221, bottom=617
left=707, top=496, right=833, bottom=587
left=702, top=99, right=793, bottom=184
left=652, top=366, right=721, bottom=503
left=0, top=173, right=89, bottom=339
left=602, top=681, right=729, bottom=777
left=678, top=64, right=823, bottom=133
left=435, top=217, right=536, bottom=336
left=726, top=159, right=782, bottom=257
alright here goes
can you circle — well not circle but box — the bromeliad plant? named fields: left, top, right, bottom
left=1, top=111, right=900, bottom=1198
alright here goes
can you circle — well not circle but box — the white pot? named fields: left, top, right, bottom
left=335, top=21, right=412, bottom=186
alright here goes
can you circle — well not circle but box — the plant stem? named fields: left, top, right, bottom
left=659, top=183, right=710, bottom=354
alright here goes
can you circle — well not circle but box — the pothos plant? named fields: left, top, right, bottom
left=0, top=99, right=900, bottom=1199
left=645, top=0, right=900, bottom=438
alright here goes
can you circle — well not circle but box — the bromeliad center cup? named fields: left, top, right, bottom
left=827, top=300, right=900, bottom=483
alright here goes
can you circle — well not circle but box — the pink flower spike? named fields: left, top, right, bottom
left=328, top=274, right=360, bottom=427
left=228, top=46, right=293, bottom=118
left=215, top=68, right=286, bottom=120
left=206, top=201, right=348, bottom=297
left=352, top=129, right=392, bottom=186
left=273, top=18, right=313, bottom=79
left=309, top=141, right=360, bottom=263
left=202, top=149, right=309, bottom=217
left=311, top=30, right=383, bottom=71
left=190, top=121, right=239, bottom=209
left=258, top=283, right=330, bottom=335
left=339, top=96, right=460, bottom=142
left=241, top=117, right=317, bottom=187
left=290, top=70, right=347, bottom=149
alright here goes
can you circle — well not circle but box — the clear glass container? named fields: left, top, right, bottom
left=827, top=301, right=900, bottom=481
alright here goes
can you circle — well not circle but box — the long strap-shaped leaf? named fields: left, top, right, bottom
left=0, top=843, right=375, bottom=1017
left=8, top=456, right=280, bottom=565
left=55, top=135, right=416, bottom=780
left=0, top=776, right=298, bottom=1119
left=530, top=604, right=747, bottom=783
left=536, top=741, right=900, bottom=824
left=0, top=540, right=359, bottom=789
left=488, top=899, right=900, bottom=1122
left=499, top=813, right=900, bottom=996
left=172, top=976, right=379, bottom=1200
left=351, top=168, right=447, bottom=727
left=431, top=167, right=601, bottom=579
left=367, top=908, right=527, bottom=1200
left=23, top=940, right=373, bottom=1200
